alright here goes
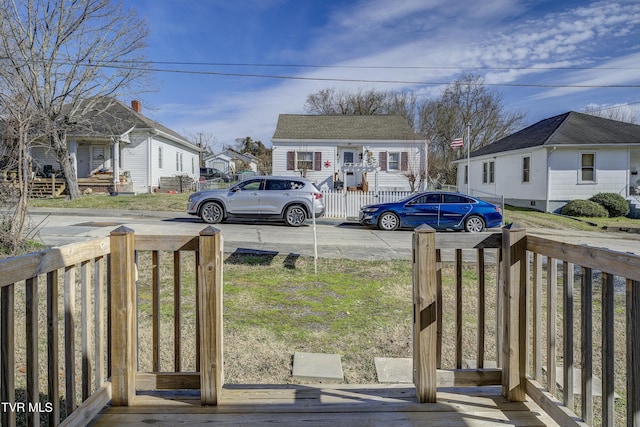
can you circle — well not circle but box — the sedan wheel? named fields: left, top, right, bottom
left=200, top=202, right=223, bottom=224
left=285, top=205, right=306, bottom=227
left=378, top=212, right=400, bottom=231
left=464, top=215, right=485, bottom=233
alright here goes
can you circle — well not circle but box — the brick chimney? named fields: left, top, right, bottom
left=131, top=99, right=141, bottom=113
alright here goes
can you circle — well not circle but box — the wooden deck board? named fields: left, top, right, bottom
left=89, top=384, right=560, bottom=426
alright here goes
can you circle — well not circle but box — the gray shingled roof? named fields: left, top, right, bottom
left=272, top=114, right=423, bottom=141
left=66, top=97, right=193, bottom=146
left=470, top=111, right=640, bottom=158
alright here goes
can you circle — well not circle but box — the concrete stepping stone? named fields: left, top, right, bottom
left=374, top=357, right=413, bottom=383
left=292, top=352, right=343, bottom=383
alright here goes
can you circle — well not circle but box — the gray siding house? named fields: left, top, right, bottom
left=454, top=111, right=640, bottom=212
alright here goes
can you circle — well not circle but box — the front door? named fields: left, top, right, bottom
left=341, top=150, right=360, bottom=188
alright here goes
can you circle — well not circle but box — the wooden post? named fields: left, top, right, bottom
left=501, top=223, right=527, bottom=402
left=413, top=224, right=438, bottom=403
left=110, top=226, right=137, bottom=406
left=198, top=226, right=224, bottom=405
left=627, top=279, right=640, bottom=426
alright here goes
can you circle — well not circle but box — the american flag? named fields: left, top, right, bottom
left=450, top=137, right=464, bottom=149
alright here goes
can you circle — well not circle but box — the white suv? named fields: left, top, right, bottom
left=187, top=176, right=325, bottom=226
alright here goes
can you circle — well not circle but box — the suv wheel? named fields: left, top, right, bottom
left=200, top=201, right=224, bottom=224
left=284, top=205, right=306, bottom=227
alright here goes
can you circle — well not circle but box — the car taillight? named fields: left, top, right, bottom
left=313, top=193, right=322, bottom=199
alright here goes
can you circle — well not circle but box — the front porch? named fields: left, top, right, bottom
left=89, top=384, right=557, bottom=426
left=1, top=225, right=639, bottom=426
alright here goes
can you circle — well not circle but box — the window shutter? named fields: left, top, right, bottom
left=379, top=152, right=387, bottom=171
left=401, top=152, right=408, bottom=171
left=314, top=152, right=322, bottom=171
left=287, top=151, right=295, bottom=170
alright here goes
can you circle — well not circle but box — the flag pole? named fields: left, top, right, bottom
left=466, top=123, right=470, bottom=195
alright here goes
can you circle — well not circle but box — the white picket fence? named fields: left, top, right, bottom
left=320, top=190, right=412, bottom=219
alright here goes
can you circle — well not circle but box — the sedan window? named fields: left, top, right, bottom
left=409, top=194, right=441, bottom=205
left=443, top=194, right=472, bottom=204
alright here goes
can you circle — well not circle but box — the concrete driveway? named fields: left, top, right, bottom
left=29, top=208, right=640, bottom=261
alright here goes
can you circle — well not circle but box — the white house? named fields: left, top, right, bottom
left=454, top=111, right=640, bottom=212
left=31, top=97, right=202, bottom=193
left=204, top=148, right=261, bottom=175
left=271, top=114, right=427, bottom=192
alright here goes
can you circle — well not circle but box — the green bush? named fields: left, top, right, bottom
left=589, top=192, right=630, bottom=217
left=560, top=199, right=609, bottom=217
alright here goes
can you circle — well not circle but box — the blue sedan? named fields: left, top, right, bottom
left=359, top=192, right=503, bottom=232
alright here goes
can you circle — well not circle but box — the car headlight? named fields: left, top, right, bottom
left=188, top=193, right=201, bottom=203
left=361, top=207, right=380, bottom=213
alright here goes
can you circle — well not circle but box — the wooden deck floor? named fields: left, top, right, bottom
left=88, top=384, right=560, bottom=426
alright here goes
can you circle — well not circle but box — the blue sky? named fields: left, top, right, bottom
left=123, top=0, right=640, bottom=149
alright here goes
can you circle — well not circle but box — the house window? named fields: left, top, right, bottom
left=176, top=152, right=183, bottom=172
left=158, top=147, right=163, bottom=168
left=388, top=152, right=400, bottom=170
left=297, top=151, right=313, bottom=171
left=522, top=156, right=530, bottom=183
left=464, top=165, right=468, bottom=185
left=482, top=161, right=495, bottom=184
left=191, top=157, right=195, bottom=174
left=580, top=152, right=596, bottom=182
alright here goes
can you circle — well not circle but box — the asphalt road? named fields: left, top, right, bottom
left=28, top=208, right=640, bottom=261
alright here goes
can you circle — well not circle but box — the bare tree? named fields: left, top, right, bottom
left=583, top=105, right=639, bottom=124
left=0, top=0, right=149, bottom=199
left=304, top=87, right=417, bottom=127
left=418, top=74, right=525, bottom=184
left=0, top=87, right=46, bottom=254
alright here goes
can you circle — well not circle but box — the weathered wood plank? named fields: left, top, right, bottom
left=110, top=227, right=137, bottom=406
left=434, top=232, right=502, bottom=250
left=134, top=235, right=199, bottom=252
left=562, top=262, right=574, bottom=411
left=81, top=260, right=93, bottom=401
left=0, top=237, right=110, bottom=288
left=526, top=379, right=589, bottom=427
left=627, top=279, right=640, bottom=426
left=47, top=270, right=61, bottom=426
left=65, top=265, right=77, bottom=415
left=435, top=249, right=442, bottom=370
left=26, top=276, right=40, bottom=427
left=602, top=272, right=615, bottom=426
left=546, top=257, right=557, bottom=396
left=501, top=225, right=527, bottom=402
left=455, top=248, right=463, bottom=370
left=412, top=225, right=437, bottom=403
left=580, top=267, right=593, bottom=426
left=152, top=250, right=161, bottom=372
left=1, top=285, right=16, bottom=427
left=174, top=250, right=182, bottom=372
left=476, top=249, right=485, bottom=369
left=94, top=256, right=105, bottom=390
left=532, top=253, right=542, bottom=382
left=198, top=227, right=224, bottom=405
left=59, top=382, right=112, bottom=427
left=526, top=235, right=640, bottom=282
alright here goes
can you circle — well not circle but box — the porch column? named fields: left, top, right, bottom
left=110, top=226, right=137, bottom=406
left=501, top=223, right=527, bottom=401
left=112, top=137, right=120, bottom=188
left=413, top=224, right=438, bottom=403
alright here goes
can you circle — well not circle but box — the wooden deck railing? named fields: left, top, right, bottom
left=0, top=226, right=223, bottom=426
left=413, top=223, right=640, bottom=427
left=3, top=223, right=639, bottom=426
